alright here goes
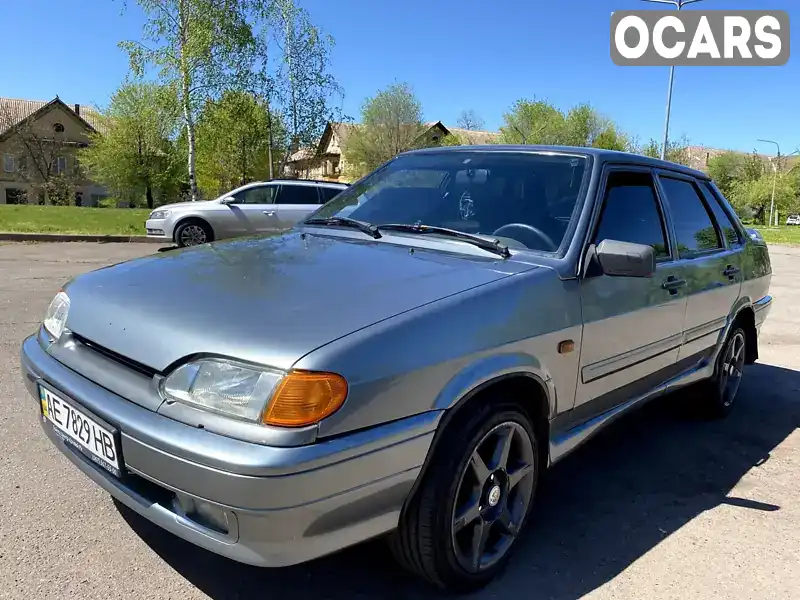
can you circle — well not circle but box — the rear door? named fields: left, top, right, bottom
left=275, top=184, right=325, bottom=230
left=574, top=168, right=687, bottom=422
left=655, top=172, right=743, bottom=362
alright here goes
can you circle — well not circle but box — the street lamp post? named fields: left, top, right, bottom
left=642, top=0, right=706, bottom=160
left=758, top=139, right=781, bottom=227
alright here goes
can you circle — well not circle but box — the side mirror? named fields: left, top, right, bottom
left=220, top=196, right=235, bottom=204
left=595, top=239, right=656, bottom=278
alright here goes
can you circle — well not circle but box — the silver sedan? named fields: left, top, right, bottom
left=22, top=146, right=772, bottom=593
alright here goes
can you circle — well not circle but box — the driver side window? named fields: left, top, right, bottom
left=594, top=171, right=670, bottom=259
left=234, top=186, right=277, bottom=205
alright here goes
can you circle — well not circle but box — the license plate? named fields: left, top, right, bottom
left=39, top=385, right=122, bottom=477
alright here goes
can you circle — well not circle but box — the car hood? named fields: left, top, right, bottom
left=156, top=200, right=218, bottom=212
left=62, top=232, right=527, bottom=372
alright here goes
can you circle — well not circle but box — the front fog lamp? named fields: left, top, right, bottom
left=161, top=358, right=284, bottom=422
left=43, top=291, right=70, bottom=340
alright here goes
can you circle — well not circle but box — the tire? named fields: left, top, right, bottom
left=389, top=402, right=540, bottom=593
left=175, top=219, right=213, bottom=247
left=700, top=326, right=747, bottom=418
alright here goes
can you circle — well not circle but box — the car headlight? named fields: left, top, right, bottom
left=43, top=291, right=70, bottom=341
left=160, top=358, right=348, bottom=427
left=149, top=210, right=171, bottom=219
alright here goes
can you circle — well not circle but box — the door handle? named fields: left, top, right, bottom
left=263, top=210, right=275, bottom=216
left=662, top=276, right=687, bottom=294
left=723, top=265, right=740, bottom=279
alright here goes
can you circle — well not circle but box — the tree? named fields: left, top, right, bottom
left=195, top=90, right=284, bottom=196
left=498, top=99, right=564, bottom=145
left=456, top=109, right=485, bottom=131
left=342, top=82, right=429, bottom=176
left=707, top=152, right=747, bottom=199
left=730, top=172, right=798, bottom=224
left=245, top=0, right=344, bottom=175
left=498, top=99, right=630, bottom=150
left=79, top=82, right=184, bottom=209
left=120, top=0, right=258, bottom=201
left=743, top=150, right=766, bottom=182
left=0, top=101, right=80, bottom=205
left=638, top=135, right=691, bottom=166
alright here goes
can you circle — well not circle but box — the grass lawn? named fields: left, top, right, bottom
left=0, top=205, right=150, bottom=235
left=750, top=225, right=800, bottom=246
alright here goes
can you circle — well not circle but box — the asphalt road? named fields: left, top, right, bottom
left=1, top=242, right=798, bottom=600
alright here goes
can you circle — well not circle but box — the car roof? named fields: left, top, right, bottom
left=267, top=179, right=348, bottom=187
left=401, top=144, right=710, bottom=181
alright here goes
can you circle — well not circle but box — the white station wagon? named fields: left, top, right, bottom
left=145, top=179, right=348, bottom=247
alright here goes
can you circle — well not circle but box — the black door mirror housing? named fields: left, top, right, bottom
left=595, top=239, right=656, bottom=278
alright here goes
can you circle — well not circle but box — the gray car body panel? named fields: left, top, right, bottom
left=20, top=145, right=773, bottom=569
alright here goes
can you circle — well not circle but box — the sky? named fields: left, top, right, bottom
left=1, top=0, right=797, bottom=155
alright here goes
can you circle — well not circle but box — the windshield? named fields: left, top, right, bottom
left=305, top=151, right=589, bottom=253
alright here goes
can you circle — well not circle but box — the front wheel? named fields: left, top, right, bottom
left=175, top=220, right=213, bottom=247
left=389, top=404, right=539, bottom=592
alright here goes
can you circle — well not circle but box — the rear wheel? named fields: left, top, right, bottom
left=701, top=326, right=747, bottom=418
left=175, top=219, right=213, bottom=247
left=389, top=403, right=539, bottom=592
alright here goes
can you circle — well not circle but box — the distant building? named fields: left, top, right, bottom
left=0, top=96, right=109, bottom=205
left=284, top=121, right=500, bottom=181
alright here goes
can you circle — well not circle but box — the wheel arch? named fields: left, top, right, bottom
left=732, top=304, right=758, bottom=364
left=173, top=215, right=216, bottom=244
left=402, top=356, right=555, bottom=520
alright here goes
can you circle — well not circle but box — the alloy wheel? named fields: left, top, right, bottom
left=180, top=224, right=207, bottom=246
left=450, top=421, right=536, bottom=574
left=719, top=330, right=746, bottom=407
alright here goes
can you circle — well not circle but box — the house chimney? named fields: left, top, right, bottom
left=74, top=103, right=80, bottom=116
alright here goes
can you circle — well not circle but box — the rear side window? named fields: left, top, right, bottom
left=659, top=177, right=722, bottom=257
left=319, top=186, right=343, bottom=204
left=594, top=171, right=670, bottom=259
left=279, top=184, right=321, bottom=205
left=700, top=183, right=742, bottom=247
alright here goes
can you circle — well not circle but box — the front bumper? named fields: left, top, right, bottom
left=20, top=334, right=440, bottom=567
left=145, top=218, right=172, bottom=242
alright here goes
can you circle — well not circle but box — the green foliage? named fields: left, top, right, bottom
left=638, top=136, right=692, bottom=166
left=707, top=152, right=747, bottom=199
left=195, top=90, right=284, bottom=196
left=342, top=82, right=429, bottom=177
left=730, top=172, right=798, bottom=225
left=79, top=82, right=185, bottom=209
left=268, top=0, right=343, bottom=153
left=121, top=0, right=259, bottom=200
left=498, top=100, right=631, bottom=151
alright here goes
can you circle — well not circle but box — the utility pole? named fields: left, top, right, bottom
left=641, top=0, right=706, bottom=160
left=758, top=139, right=781, bottom=226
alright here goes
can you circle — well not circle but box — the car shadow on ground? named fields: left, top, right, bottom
left=117, top=363, right=800, bottom=599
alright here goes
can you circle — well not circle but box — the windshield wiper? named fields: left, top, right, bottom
left=304, top=216, right=382, bottom=239
left=376, top=223, right=511, bottom=258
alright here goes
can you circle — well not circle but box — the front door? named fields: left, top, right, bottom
left=228, top=184, right=282, bottom=234
left=274, top=184, right=323, bottom=230
left=655, top=173, right=743, bottom=362
left=574, top=168, right=688, bottom=423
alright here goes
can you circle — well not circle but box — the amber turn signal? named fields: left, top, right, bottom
left=262, top=371, right=348, bottom=427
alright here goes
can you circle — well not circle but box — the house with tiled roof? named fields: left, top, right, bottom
left=284, top=121, right=500, bottom=182
left=0, top=96, right=109, bottom=205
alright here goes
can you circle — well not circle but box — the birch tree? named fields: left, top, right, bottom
left=265, top=0, right=344, bottom=171
left=120, top=0, right=257, bottom=200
